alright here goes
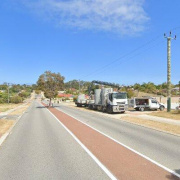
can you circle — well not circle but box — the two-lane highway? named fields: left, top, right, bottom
left=0, top=100, right=180, bottom=179
left=0, top=101, right=109, bottom=180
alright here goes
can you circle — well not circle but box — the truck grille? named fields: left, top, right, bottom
left=117, top=102, right=125, bottom=105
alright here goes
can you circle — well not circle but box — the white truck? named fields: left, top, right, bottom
left=129, top=97, right=165, bottom=111
left=91, top=88, right=128, bottom=113
left=75, top=94, right=87, bottom=107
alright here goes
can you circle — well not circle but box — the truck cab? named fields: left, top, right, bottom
left=150, top=99, right=160, bottom=110
left=107, top=92, right=128, bottom=113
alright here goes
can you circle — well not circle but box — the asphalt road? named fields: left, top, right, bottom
left=0, top=101, right=109, bottom=180
left=0, top=100, right=180, bottom=179
left=53, top=102, right=180, bottom=173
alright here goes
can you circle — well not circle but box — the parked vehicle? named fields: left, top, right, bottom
left=75, top=94, right=87, bottom=107
left=89, top=88, right=128, bottom=113
left=176, top=103, right=180, bottom=110
left=129, top=97, right=165, bottom=111
left=75, top=80, right=128, bottom=113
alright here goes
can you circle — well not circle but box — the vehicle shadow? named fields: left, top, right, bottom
left=166, top=169, right=180, bottom=180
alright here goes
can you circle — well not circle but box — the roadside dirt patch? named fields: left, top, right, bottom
left=0, top=103, right=23, bottom=113
left=0, top=120, right=15, bottom=137
left=150, top=110, right=180, bottom=120
left=0, top=102, right=31, bottom=138
left=122, top=116, right=180, bottom=136
left=9, top=104, right=30, bottom=116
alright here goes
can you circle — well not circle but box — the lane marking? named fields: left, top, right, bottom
left=54, top=106, right=180, bottom=179
left=42, top=104, right=117, bottom=180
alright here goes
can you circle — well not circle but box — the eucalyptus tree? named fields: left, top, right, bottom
left=37, top=71, right=65, bottom=106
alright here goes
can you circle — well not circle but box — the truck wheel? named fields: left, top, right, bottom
left=160, top=106, right=165, bottom=111
left=140, top=107, right=144, bottom=111
left=107, top=107, right=112, bottom=114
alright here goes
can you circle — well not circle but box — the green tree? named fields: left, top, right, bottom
left=133, top=83, right=141, bottom=90
left=37, top=71, right=65, bottom=106
left=127, top=90, right=134, bottom=98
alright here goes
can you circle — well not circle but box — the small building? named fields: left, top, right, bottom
left=57, top=93, right=74, bottom=102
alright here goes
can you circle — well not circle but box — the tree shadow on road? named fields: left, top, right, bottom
left=36, top=105, right=61, bottom=109
left=166, top=169, right=180, bottom=180
left=36, top=106, right=47, bottom=109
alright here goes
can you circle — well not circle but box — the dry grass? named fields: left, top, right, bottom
left=150, top=110, right=180, bottom=120
left=133, top=91, right=157, bottom=97
left=0, top=103, right=23, bottom=113
left=0, top=120, right=15, bottom=137
left=122, top=116, right=180, bottom=135
left=0, top=103, right=31, bottom=137
left=9, top=104, right=29, bottom=115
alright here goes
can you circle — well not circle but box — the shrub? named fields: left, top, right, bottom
left=127, top=90, right=134, bottom=98
left=0, top=92, right=8, bottom=103
left=73, top=97, right=77, bottom=102
left=19, top=91, right=31, bottom=98
left=10, top=96, right=23, bottom=104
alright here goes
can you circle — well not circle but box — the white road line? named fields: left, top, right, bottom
left=0, top=133, right=9, bottom=146
left=43, top=105, right=117, bottom=180
left=54, top=107, right=180, bottom=179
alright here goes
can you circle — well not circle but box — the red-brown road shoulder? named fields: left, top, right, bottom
left=42, top=103, right=179, bottom=180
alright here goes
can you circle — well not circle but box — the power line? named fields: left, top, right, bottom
left=80, top=35, right=162, bottom=79
left=83, top=39, right=165, bottom=79
left=77, top=28, right=180, bottom=83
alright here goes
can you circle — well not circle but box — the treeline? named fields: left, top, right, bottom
left=133, top=82, right=179, bottom=96
left=1, top=71, right=179, bottom=104
left=0, top=83, right=35, bottom=104
left=65, top=80, right=179, bottom=97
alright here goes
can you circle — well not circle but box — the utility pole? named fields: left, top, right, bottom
left=164, top=32, right=176, bottom=112
left=79, top=79, right=81, bottom=94
left=179, top=81, right=180, bottom=97
left=7, top=83, right=10, bottom=104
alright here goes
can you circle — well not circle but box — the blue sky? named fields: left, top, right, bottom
left=0, top=0, right=180, bottom=85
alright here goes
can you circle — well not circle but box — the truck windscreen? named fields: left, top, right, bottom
left=112, top=93, right=127, bottom=99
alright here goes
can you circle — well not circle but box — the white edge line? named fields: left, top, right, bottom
left=53, top=106, right=180, bottom=179
left=43, top=105, right=117, bottom=180
left=0, top=133, right=9, bottom=146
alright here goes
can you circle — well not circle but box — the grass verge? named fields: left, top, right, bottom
left=122, top=116, right=180, bottom=135
left=0, top=103, right=23, bottom=113
left=150, top=110, right=180, bottom=120
left=0, top=120, right=15, bottom=137
left=0, top=102, right=31, bottom=138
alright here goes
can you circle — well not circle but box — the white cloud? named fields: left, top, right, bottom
left=20, top=0, right=149, bottom=35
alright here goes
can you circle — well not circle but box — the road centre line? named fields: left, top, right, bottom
left=42, top=104, right=117, bottom=180
left=54, top=106, right=180, bottom=179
